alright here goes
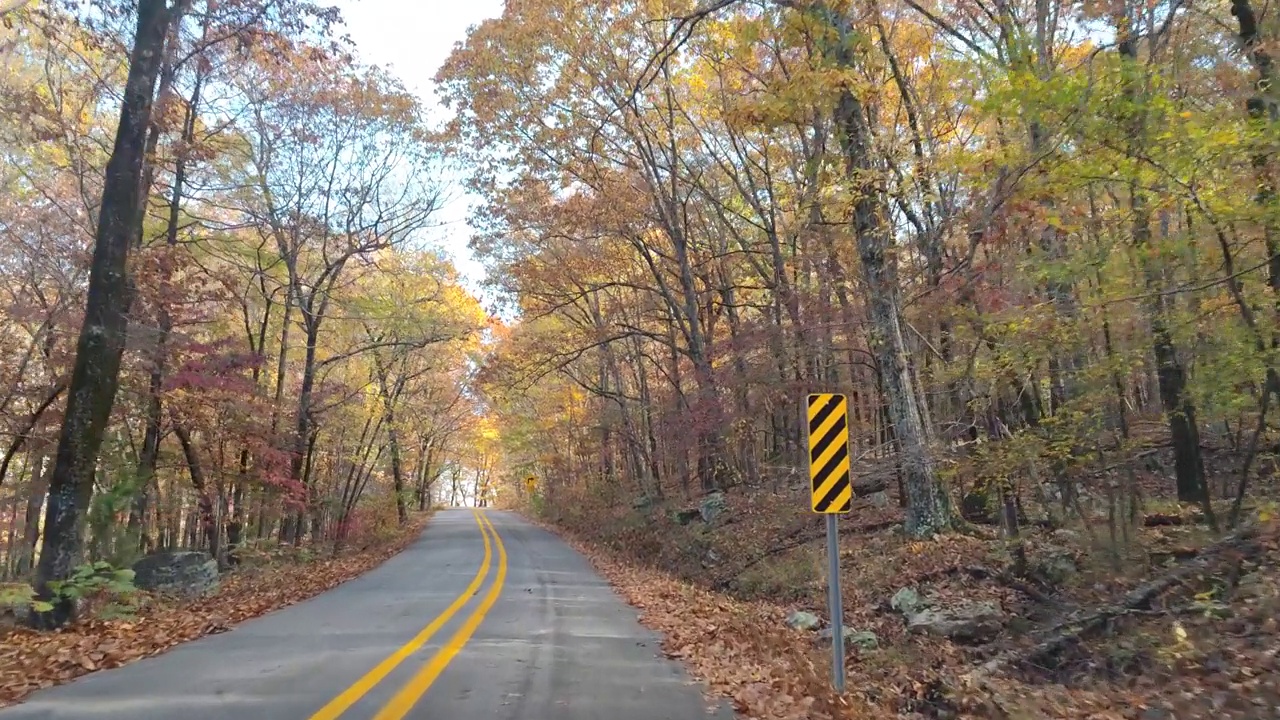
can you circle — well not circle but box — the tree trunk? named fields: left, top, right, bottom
left=417, top=439, right=436, bottom=511
left=128, top=365, right=163, bottom=551
left=16, top=447, right=50, bottom=575
left=384, top=405, right=407, bottom=524
left=173, top=424, right=218, bottom=561
left=32, top=0, right=174, bottom=628
left=827, top=8, right=951, bottom=537
left=1229, top=0, right=1280, bottom=525
left=128, top=48, right=203, bottom=552
left=1116, top=15, right=1211, bottom=507
left=285, top=323, right=320, bottom=544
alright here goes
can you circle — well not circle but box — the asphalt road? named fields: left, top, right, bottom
left=2, top=510, right=736, bottom=720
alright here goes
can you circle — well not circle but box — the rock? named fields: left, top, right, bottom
left=674, top=507, right=702, bottom=525
left=0, top=603, right=29, bottom=627
left=848, top=630, right=880, bottom=651
left=907, top=601, right=1004, bottom=644
left=699, top=491, right=728, bottom=523
left=700, top=549, right=722, bottom=569
left=131, top=550, right=219, bottom=597
left=5, top=596, right=89, bottom=626
left=818, top=627, right=879, bottom=651
left=631, top=495, right=655, bottom=510
left=1031, top=550, right=1078, bottom=586
left=1039, top=482, right=1062, bottom=504
left=890, top=587, right=922, bottom=615
left=868, top=491, right=890, bottom=509
left=786, top=610, right=822, bottom=631
left=1050, top=529, right=1080, bottom=543
left=853, top=478, right=888, bottom=496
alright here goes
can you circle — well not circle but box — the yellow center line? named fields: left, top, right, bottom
left=307, top=510, right=494, bottom=720
left=371, top=511, right=509, bottom=720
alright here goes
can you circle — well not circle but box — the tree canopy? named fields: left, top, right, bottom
left=0, top=0, right=488, bottom=623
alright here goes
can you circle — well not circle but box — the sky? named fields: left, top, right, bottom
left=331, top=0, right=506, bottom=301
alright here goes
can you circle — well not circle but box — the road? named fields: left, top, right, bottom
left=1, top=510, right=736, bottom=720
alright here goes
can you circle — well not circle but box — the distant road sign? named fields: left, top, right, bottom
left=806, top=393, right=852, bottom=514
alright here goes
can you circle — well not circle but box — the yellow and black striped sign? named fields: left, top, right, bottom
left=806, top=393, right=852, bottom=514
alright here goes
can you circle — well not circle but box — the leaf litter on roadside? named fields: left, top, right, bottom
left=531, top=500, right=1280, bottom=720
left=529, top=515, right=884, bottom=720
left=0, top=514, right=430, bottom=708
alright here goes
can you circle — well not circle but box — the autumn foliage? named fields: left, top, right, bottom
left=442, top=0, right=1280, bottom=716
left=4, top=0, right=1280, bottom=714
left=0, top=0, right=484, bottom=626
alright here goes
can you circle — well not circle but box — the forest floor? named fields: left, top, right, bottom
left=537, top=446, right=1280, bottom=720
left=0, top=510, right=432, bottom=707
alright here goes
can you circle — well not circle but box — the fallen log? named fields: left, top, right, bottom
left=971, top=525, right=1261, bottom=679
left=875, top=564, right=1058, bottom=614
left=943, top=565, right=1058, bottom=606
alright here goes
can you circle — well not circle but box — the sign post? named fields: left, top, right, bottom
left=806, top=393, right=851, bottom=693
left=825, top=514, right=845, bottom=692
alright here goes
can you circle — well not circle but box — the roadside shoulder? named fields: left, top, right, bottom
left=519, top=512, right=875, bottom=720
left=0, top=511, right=434, bottom=707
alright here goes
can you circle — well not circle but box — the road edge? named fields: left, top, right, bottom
left=513, top=511, right=757, bottom=718
left=0, top=510, right=436, bottom=708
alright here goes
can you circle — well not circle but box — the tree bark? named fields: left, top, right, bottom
left=825, top=6, right=952, bottom=536
left=32, top=0, right=174, bottom=628
left=378, top=372, right=408, bottom=524
left=15, top=446, right=50, bottom=575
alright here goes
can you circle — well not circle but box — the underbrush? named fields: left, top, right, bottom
left=530, top=460, right=1280, bottom=719
left=735, top=548, right=822, bottom=603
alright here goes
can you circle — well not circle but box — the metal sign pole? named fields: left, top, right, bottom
left=826, top=513, right=846, bottom=693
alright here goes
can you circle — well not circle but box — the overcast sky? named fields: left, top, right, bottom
left=331, top=0, right=506, bottom=299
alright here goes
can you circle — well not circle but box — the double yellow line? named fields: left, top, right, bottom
left=308, top=510, right=508, bottom=720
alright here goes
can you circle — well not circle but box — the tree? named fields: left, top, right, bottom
left=32, top=0, right=183, bottom=628
left=11, top=0, right=474, bottom=626
left=231, top=50, right=443, bottom=541
left=439, top=0, right=1280, bottom=549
